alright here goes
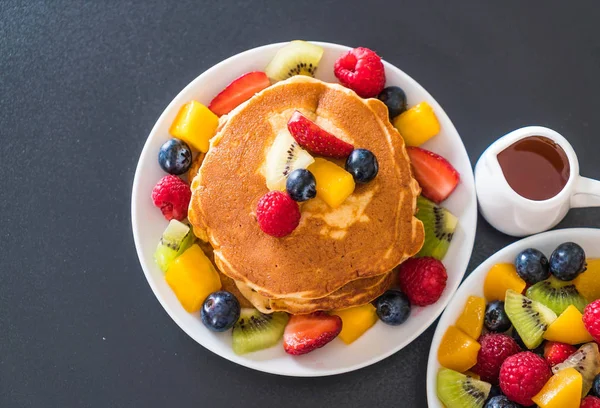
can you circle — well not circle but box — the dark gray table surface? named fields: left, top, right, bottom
left=2, top=1, right=600, bottom=407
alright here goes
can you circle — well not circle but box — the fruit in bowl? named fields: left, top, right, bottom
left=434, top=238, right=600, bottom=408
left=132, top=40, right=477, bottom=376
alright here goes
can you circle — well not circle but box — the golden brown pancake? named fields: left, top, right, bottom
left=235, top=273, right=392, bottom=314
left=189, top=76, right=423, bottom=300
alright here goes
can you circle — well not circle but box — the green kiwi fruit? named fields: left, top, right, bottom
left=553, top=342, right=600, bottom=396
left=153, top=220, right=196, bottom=272
left=265, top=40, right=324, bottom=82
left=232, top=309, right=289, bottom=355
left=415, top=196, right=458, bottom=260
left=264, top=129, right=314, bottom=191
left=504, top=289, right=557, bottom=349
left=436, top=368, right=491, bottom=408
left=526, top=276, right=588, bottom=315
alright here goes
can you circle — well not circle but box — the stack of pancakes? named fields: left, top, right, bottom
left=188, top=76, right=424, bottom=314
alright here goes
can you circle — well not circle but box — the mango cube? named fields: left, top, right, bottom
left=165, top=244, right=221, bottom=313
left=455, top=296, right=486, bottom=340
left=532, top=367, right=582, bottom=408
left=483, top=263, right=526, bottom=302
left=169, top=101, right=219, bottom=153
left=543, top=305, right=593, bottom=345
left=334, top=303, right=378, bottom=344
left=574, top=258, right=600, bottom=301
left=438, top=326, right=480, bottom=372
left=392, top=101, right=440, bottom=146
left=308, top=158, right=355, bottom=208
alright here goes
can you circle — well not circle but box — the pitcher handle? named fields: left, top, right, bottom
left=570, top=176, right=600, bottom=208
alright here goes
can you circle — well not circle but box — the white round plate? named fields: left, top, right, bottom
left=132, top=41, right=477, bottom=377
left=426, top=227, right=600, bottom=406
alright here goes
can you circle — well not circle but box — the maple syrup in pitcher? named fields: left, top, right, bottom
left=497, top=136, right=570, bottom=201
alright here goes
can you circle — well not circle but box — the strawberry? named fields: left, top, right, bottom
left=208, top=71, right=271, bottom=116
left=543, top=341, right=577, bottom=367
left=283, top=312, right=342, bottom=355
left=406, top=146, right=460, bottom=203
left=287, top=111, right=354, bottom=158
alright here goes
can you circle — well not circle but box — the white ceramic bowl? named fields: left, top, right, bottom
left=426, top=227, right=600, bottom=406
left=131, top=41, right=477, bottom=377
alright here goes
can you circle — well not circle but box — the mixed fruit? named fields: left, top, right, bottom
left=436, top=241, right=600, bottom=408
left=148, top=40, right=464, bottom=357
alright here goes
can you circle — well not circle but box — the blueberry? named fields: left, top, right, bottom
left=487, top=385, right=503, bottom=400
left=484, top=301, right=512, bottom=332
left=515, top=248, right=550, bottom=284
left=158, top=138, right=192, bottom=175
left=593, top=374, right=600, bottom=397
left=345, top=149, right=379, bottom=183
left=549, top=242, right=586, bottom=281
left=201, top=291, right=240, bottom=332
left=286, top=169, right=316, bottom=202
left=377, top=86, right=407, bottom=119
left=484, top=395, right=521, bottom=408
left=375, top=290, right=411, bottom=325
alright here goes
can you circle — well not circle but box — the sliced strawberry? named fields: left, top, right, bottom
left=208, top=71, right=271, bottom=116
left=287, top=111, right=354, bottom=158
left=283, top=312, right=342, bottom=355
left=406, top=146, right=460, bottom=203
left=543, top=341, right=577, bottom=367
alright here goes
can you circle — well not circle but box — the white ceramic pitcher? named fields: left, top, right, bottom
left=475, top=126, right=600, bottom=237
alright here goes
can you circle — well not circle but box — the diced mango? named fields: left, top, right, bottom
left=165, top=244, right=222, bottom=313
left=333, top=303, right=378, bottom=344
left=308, top=158, right=355, bottom=208
left=543, top=305, right=594, bottom=345
left=438, top=326, right=480, bottom=372
left=532, top=367, right=582, bottom=408
left=483, top=263, right=527, bottom=302
left=455, top=296, right=486, bottom=340
left=169, top=101, right=219, bottom=153
left=574, top=259, right=600, bottom=302
left=392, top=101, right=440, bottom=146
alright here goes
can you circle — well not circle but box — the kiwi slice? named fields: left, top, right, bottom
left=553, top=342, right=600, bottom=396
left=415, top=196, right=458, bottom=260
left=264, top=129, right=314, bottom=191
left=504, top=289, right=557, bottom=349
left=526, top=276, right=588, bottom=315
left=265, top=40, right=324, bottom=82
left=232, top=309, right=289, bottom=355
left=154, top=220, right=196, bottom=272
left=436, top=368, right=491, bottom=408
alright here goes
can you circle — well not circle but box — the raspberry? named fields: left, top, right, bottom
left=583, top=299, right=600, bottom=342
left=397, top=257, right=447, bottom=306
left=151, top=175, right=191, bottom=221
left=499, top=351, right=551, bottom=406
left=334, top=47, right=386, bottom=98
left=256, top=191, right=301, bottom=237
left=543, top=341, right=577, bottom=367
left=582, top=396, right=600, bottom=408
left=472, top=333, right=521, bottom=384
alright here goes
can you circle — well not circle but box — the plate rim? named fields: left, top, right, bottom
left=426, top=227, right=600, bottom=405
left=131, top=41, right=478, bottom=377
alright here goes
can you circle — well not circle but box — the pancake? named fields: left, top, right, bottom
left=235, top=273, right=393, bottom=315
left=189, top=76, right=424, bottom=299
